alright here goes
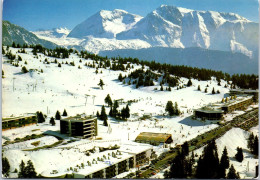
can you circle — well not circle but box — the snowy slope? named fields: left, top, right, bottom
left=68, top=9, right=142, bottom=38
left=2, top=47, right=257, bottom=178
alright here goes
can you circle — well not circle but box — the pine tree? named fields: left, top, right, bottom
left=218, top=146, right=229, bottom=178
left=18, top=160, right=26, bottom=178
left=212, top=87, right=215, bottom=94
left=181, top=141, right=189, bottom=156
left=165, top=101, right=174, bottom=116
left=50, top=117, right=55, bottom=126
left=205, top=88, right=208, bottom=93
left=235, top=147, right=243, bottom=162
left=21, top=66, right=28, bottom=73
left=125, top=104, right=130, bottom=119
left=96, top=111, right=100, bottom=118
left=220, top=146, right=230, bottom=169
left=98, top=79, right=105, bottom=89
left=55, top=110, right=61, bottom=120
left=118, top=73, right=123, bottom=82
left=247, top=133, right=255, bottom=150
left=36, top=111, right=45, bottom=123
left=103, top=118, right=108, bottom=126
left=187, top=79, right=192, bottom=87
left=2, top=157, right=10, bottom=177
left=198, top=85, right=201, bottom=91
left=111, top=100, right=119, bottom=117
left=100, top=105, right=108, bottom=121
left=62, top=109, right=68, bottom=116
left=169, top=151, right=188, bottom=178
left=174, top=102, right=180, bottom=115
left=105, top=94, right=113, bottom=107
left=195, top=140, right=219, bottom=178
left=58, top=63, right=61, bottom=67
left=227, top=165, right=240, bottom=179
left=24, top=160, right=37, bottom=178
left=160, top=85, right=163, bottom=91
left=253, top=136, right=258, bottom=156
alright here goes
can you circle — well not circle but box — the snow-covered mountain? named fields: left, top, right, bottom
left=68, top=9, right=142, bottom=38
left=33, top=27, right=71, bottom=39
left=117, top=5, right=258, bottom=57
left=2, top=21, right=57, bottom=49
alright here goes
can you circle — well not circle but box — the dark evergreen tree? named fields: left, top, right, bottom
left=36, top=111, right=45, bottom=123
left=218, top=146, right=229, bottom=178
left=235, top=147, right=244, bottom=162
left=118, top=73, right=123, bottom=82
left=58, top=63, right=61, bottom=67
left=220, top=146, right=230, bottom=169
left=50, top=117, right=55, bottom=126
left=111, top=100, right=119, bottom=117
left=55, top=110, right=61, bottom=120
left=198, top=85, right=201, bottom=91
left=100, top=105, right=108, bottom=121
left=212, top=87, right=216, bottom=94
left=165, top=101, right=174, bottom=116
left=125, top=104, right=130, bottom=119
left=205, top=88, right=208, bottom=93
left=96, top=111, right=100, bottom=118
left=2, top=157, right=10, bottom=177
left=181, top=141, right=189, bottom=156
left=105, top=94, right=113, bottom=107
left=160, top=85, right=163, bottom=91
left=168, top=151, right=188, bottom=178
left=227, top=165, right=240, bottom=179
left=21, top=66, right=28, bottom=73
left=253, top=136, right=258, bottom=156
left=174, top=102, right=180, bottom=115
left=24, top=160, right=37, bottom=178
left=109, top=107, right=113, bottom=117
left=195, top=140, right=219, bottom=178
left=62, top=109, right=68, bottom=116
left=187, top=79, right=192, bottom=87
left=103, top=118, right=108, bottom=126
left=248, top=133, right=255, bottom=151
left=98, top=79, right=105, bottom=89
left=18, top=160, right=26, bottom=178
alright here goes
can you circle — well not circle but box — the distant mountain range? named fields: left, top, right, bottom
left=2, top=5, right=259, bottom=74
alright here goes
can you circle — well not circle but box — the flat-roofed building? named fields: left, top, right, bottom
left=230, top=89, right=258, bottom=102
left=135, top=132, right=173, bottom=146
left=220, top=95, right=253, bottom=113
left=2, top=113, right=37, bottom=130
left=42, top=143, right=153, bottom=179
left=60, top=114, right=97, bottom=139
left=194, top=107, right=224, bottom=120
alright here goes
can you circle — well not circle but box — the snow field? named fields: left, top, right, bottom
left=2, top=47, right=242, bottom=178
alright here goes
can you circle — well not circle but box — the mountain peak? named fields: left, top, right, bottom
left=68, top=9, right=142, bottom=38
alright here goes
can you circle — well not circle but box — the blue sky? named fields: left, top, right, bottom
left=3, top=0, right=259, bottom=31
